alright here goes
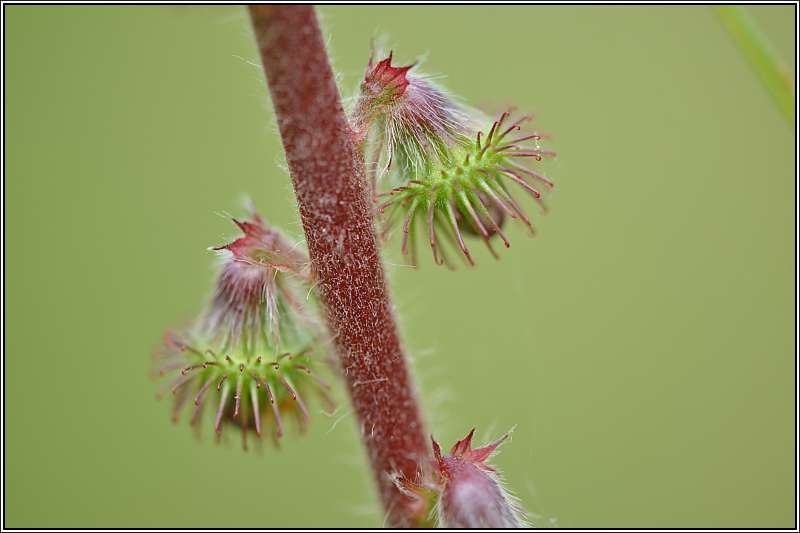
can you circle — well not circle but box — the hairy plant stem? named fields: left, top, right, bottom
left=248, top=5, right=429, bottom=526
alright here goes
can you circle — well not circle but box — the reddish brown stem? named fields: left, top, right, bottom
left=248, top=6, right=428, bottom=527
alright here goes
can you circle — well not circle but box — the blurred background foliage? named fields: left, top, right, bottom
left=4, top=5, right=795, bottom=528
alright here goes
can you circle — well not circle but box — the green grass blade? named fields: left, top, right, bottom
left=715, top=5, right=794, bottom=124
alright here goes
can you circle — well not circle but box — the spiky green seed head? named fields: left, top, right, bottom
left=156, top=333, right=333, bottom=445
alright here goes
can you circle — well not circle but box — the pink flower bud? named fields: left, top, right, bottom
left=432, top=429, right=527, bottom=528
left=352, top=51, right=472, bottom=177
left=205, top=212, right=312, bottom=348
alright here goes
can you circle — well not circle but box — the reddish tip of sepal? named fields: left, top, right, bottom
left=449, top=427, right=476, bottom=456
left=231, top=217, right=263, bottom=238
left=431, top=434, right=443, bottom=463
left=210, top=215, right=309, bottom=280
left=364, top=52, right=415, bottom=100
left=433, top=428, right=511, bottom=478
left=213, top=217, right=268, bottom=258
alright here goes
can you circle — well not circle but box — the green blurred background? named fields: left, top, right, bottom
left=5, top=5, right=795, bottom=528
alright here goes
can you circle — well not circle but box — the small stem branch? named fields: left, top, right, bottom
left=248, top=5, right=429, bottom=526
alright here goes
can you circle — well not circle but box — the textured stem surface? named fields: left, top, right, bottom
left=248, top=5, right=429, bottom=526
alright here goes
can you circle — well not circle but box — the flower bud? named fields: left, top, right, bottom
left=432, top=429, right=527, bottom=528
left=352, top=51, right=473, bottom=180
left=204, top=213, right=312, bottom=349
